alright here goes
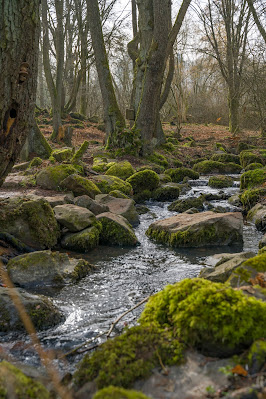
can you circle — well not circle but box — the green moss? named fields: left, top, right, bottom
left=36, top=164, right=78, bottom=190
left=240, top=187, right=266, bottom=211
left=60, top=174, right=101, bottom=197
left=240, top=168, right=266, bottom=189
left=71, top=140, right=89, bottom=164
left=29, top=157, right=43, bottom=168
left=109, top=190, right=129, bottom=199
left=152, top=185, right=180, bottom=201
left=241, top=253, right=266, bottom=272
left=92, top=157, right=109, bottom=173
left=99, top=217, right=137, bottom=246
left=139, top=278, right=266, bottom=355
left=247, top=340, right=266, bottom=373
left=126, top=170, right=159, bottom=194
left=105, top=161, right=135, bottom=180
left=244, top=163, right=264, bottom=171
left=52, top=148, right=73, bottom=162
left=74, top=325, right=183, bottom=389
left=168, top=195, right=205, bottom=212
left=146, top=152, right=168, bottom=168
left=133, top=190, right=152, bottom=203
left=61, top=226, right=100, bottom=252
left=0, top=361, right=49, bottom=399
left=208, top=175, right=233, bottom=188
left=215, top=142, right=226, bottom=152
left=211, top=153, right=240, bottom=164
left=94, top=175, right=133, bottom=196
left=193, top=160, right=242, bottom=174
left=92, top=386, right=151, bottom=399
left=165, top=168, right=199, bottom=183
left=240, top=150, right=265, bottom=168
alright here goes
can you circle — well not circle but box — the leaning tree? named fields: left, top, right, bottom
left=0, top=0, right=40, bottom=186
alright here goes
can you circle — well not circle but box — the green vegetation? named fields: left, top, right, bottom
left=74, top=325, right=184, bottom=389
left=36, top=164, right=78, bottom=190
left=126, top=170, right=159, bottom=194
left=247, top=340, right=266, bottom=373
left=240, top=150, right=265, bottom=168
left=71, top=140, right=89, bottom=164
left=28, top=157, right=43, bottom=168
left=98, top=216, right=138, bottom=246
left=92, top=386, right=151, bottom=399
left=240, top=187, right=266, bottom=210
left=211, top=153, right=240, bottom=164
left=0, top=361, right=49, bottom=399
left=139, top=278, right=266, bottom=355
left=244, top=163, right=264, bottom=171
left=208, top=175, right=233, bottom=188
left=240, top=168, right=266, bottom=189
left=52, top=148, right=73, bottom=162
left=168, top=195, right=205, bottom=212
left=152, top=184, right=180, bottom=201
left=146, top=152, right=169, bottom=168
left=193, top=160, right=242, bottom=174
left=165, top=167, right=199, bottom=183
left=105, top=161, right=135, bottom=180
left=94, top=175, right=133, bottom=196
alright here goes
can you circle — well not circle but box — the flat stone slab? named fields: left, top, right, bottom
left=54, top=204, right=96, bottom=232
left=146, top=211, right=243, bottom=248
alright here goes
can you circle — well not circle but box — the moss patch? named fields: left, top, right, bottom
left=146, top=152, right=168, bottom=168
left=36, top=164, right=78, bottom=190
left=240, top=187, right=266, bottom=211
left=126, top=170, right=159, bottom=194
left=0, top=361, right=49, bottom=399
left=193, top=160, right=242, bottom=174
left=208, top=175, right=233, bottom=188
left=139, top=278, right=266, bottom=356
left=244, top=162, right=264, bottom=171
left=29, top=157, right=43, bottom=168
left=240, top=150, right=266, bottom=168
left=168, top=195, right=205, bottom=212
left=105, top=161, right=135, bottom=180
left=74, top=325, right=183, bottom=389
left=240, top=168, right=266, bottom=189
left=92, top=386, right=151, bottom=399
left=211, top=153, right=240, bottom=164
left=94, top=175, right=133, bottom=196
left=165, top=167, right=199, bottom=183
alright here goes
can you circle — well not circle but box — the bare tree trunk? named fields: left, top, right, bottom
left=87, top=0, right=125, bottom=145
left=0, top=0, right=40, bottom=186
left=246, top=0, right=266, bottom=44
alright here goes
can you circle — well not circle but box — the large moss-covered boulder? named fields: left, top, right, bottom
left=168, top=195, right=205, bottom=213
left=240, top=150, right=266, bottom=168
left=240, top=187, right=266, bottom=211
left=96, top=213, right=138, bottom=246
left=93, top=175, right=133, bottom=196
left=152, top=183, right=180, bottom=201
left=54, top=204, right=96, bottom=232
left=74, top=325, right=183, bottom=390
left=193, top=160, right=242, bottom=174
left=36, top=164, right=78, bottom=190
left=211, top=153, right=240, bottom=164
left=199, top=251, right=256, bottom=283
left=240, top=167, right=266, bottom=189
left=7, top=250, right=93, bottom=288
left=61, top=226, right=101, bottom=252
left=208, top=175, right=233, bottom=188
left=74, top=195, right=109, bottom=215
left=105, top=161, right=135, bottom=180
left=0, top=361, right=50, bottom=399
left=92, top=157, right=109, bottom=173
left=0, top=287, right=64, bottom=332
left=0, top=197, right=60, bottom=249
left=139, top=278, right=266, bottom=357
left=146, top=211, right=243, bottom=248
left=92, top=386, right=150, bottom=399
left=96, top=195, right=139, bottom=226
left=51, top=148, right=73, bottom=162
left=165, top=167, right=199, bottom=183
left=60, top=174, right=101, bottom=198
left=247, top=203, right=266, bottom=231
left=126, top=170, right=159, bottom=194
left=244, top=162, right=264, bottom=171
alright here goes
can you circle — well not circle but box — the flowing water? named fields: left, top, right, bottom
left=0, top=176, right=263, bottom=373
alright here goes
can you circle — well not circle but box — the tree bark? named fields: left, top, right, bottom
left=0, top=0, right=40, bottom=186
left=246, top=0, right=266, bottom=44
left=87, top=0, right=125, bottom=145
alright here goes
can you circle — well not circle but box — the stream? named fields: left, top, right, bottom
left=0, top=175, right=263, bottom=374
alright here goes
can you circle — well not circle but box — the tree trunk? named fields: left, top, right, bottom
left=87, top=0, right=125, bottom=145
left=0, top=0, right=40, bottom=186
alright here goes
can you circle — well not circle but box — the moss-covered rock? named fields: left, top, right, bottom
left=0, top=197, right=60, bottom=249
left=247, top=340, right=266, bottom=374
left=36, top=164, right=78, bottom=190
left=211, top=153, right=240, bottom=164
left=71, top=140, right=89, bottom=164
left=240, top=187, right=266, bottom=211
left=109, top=190, right=129, bottom=199
left=93, top=175, right=133, bottom=196
left=244, top=162, right=264, bottom=171
left=92, top=386, right=150, bottom=399
left=60, top=174, right=101, bottom=198
left=54, top=204, right=96, bottom=232
left=74, top=195, right=109, bottom=215
left=28, top=157, right=43, bottom=168
left=51, top=147, right=73, bottom=162
left=139, top=278, right=266, bottom=356
left=0, top=287, right=64, bottom=332
left=92, top=157, right=109, bottom=173
left=146, top=211, right=243, bottom=248
left=168, top=195, right=205, bottom=213
left=0, top=361, right=50, bottom=399
left=126, top=170, right=159, bottom=194
left=74, top=325, right=183, bottom=389
left=193, top=160, right=242, bottom=174
left=165, top=167, right=199, bottom=183
left=240, top=150, right=266, bottom=168
left=146, top=152, right=168, bottom=168
left=208, top=175, right=234, bottom=188
left=240, top=168, right=266, bottom=189
left=7, top=250, right=93, bottom=288
left=158, top=174, right=172, bottom=184
left=152, top=183, right=180, bottom=202
left=247, top=203, right=266, bottom=231
left=61, top=226, right=100, bottom=252
left=105, top=161, right=135, bottom=180
left=96, top=213, right=138, bottom=246
left=226, top=252, right=266, bottom=288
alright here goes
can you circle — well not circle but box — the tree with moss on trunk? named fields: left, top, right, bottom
left=0, top=0, right=40, bottom=187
